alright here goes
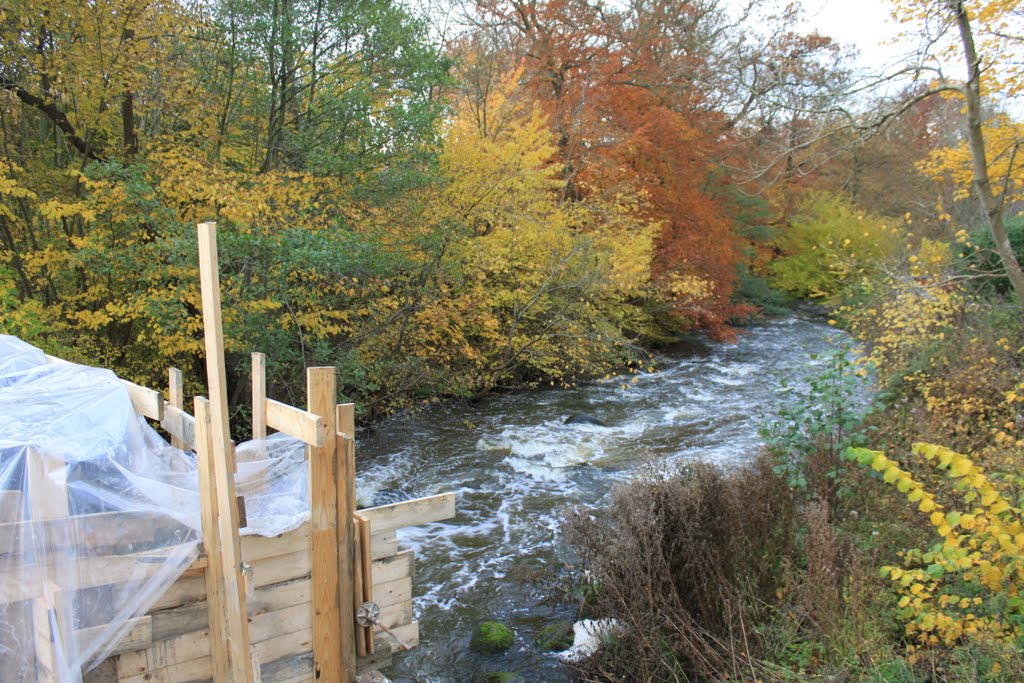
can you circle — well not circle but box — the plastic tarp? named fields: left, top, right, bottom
left=0, top=336, right=310, bottom=682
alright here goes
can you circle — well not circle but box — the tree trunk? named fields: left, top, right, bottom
left=952, top=1, right=1024, bottom=303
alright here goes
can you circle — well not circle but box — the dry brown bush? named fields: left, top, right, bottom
left=563, top=453, right=795, bottom=682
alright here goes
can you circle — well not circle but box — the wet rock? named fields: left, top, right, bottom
left=534, top=620, right=575, bottom=652
left=470, top=621, right=515, bottom=654
left=563, top=413, right=607, bottom=427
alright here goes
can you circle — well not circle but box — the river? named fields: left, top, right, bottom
left=354, top=314, right=839, bottom=682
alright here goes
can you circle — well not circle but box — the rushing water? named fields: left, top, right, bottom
left=354, top=314, right=839, bottom=682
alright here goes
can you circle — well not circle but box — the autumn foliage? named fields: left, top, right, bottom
left=0, top=0, right=776, bottom=415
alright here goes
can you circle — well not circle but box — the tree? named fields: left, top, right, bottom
left=889, top=0, right=1024, bottom=302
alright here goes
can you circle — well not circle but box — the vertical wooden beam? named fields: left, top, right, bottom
left=26, top=454, right=70, bottom=683
left=197, top=221, right=255, bottom=682
left=308, top=367, right=352, bottom=682
left=168, top=368, right=184, bottom=450
left=194, top=397, right=229, bottom=683
left=251, top=352, right=267, bottom=441
left=337, top=403, right=361, bottom=656
left=354, top=513, right=374, bottom=655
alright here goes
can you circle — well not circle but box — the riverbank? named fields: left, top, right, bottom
left=562, top=294, right=1024, bottom=681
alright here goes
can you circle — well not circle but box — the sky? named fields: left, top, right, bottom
left=798, top=0, right=915, bottom=76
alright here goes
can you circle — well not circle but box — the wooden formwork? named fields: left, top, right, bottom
left=0, top=223, right=456, bottom=682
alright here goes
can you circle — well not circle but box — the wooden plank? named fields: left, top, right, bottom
left=353, top=514, right=366, bottom=657
left=161, top=405, right=195, bottom=453
left=151, top=574, right=206, bottom=612
left=116, top=627, right=212, bottom=681
left=34, top=583, right=73, bottom=683
left=307, top=366, right=347, bottom=682
left=240, top=524, right=310, bottom=564
left=252, top=352, right=267, bottom=441
left=337, top=404, right=360, bottom=658
left=0, top=510, right=193, bottom=558
left=251, top=603, right=311, bottom=644
left=169, top=524, right=309, bottom=576
left=371, top=550, right=414, bottom=587
left=167, top=367, right=185, bottom=450
left=372, top=577, right=411, bottom=612
left=359, top=493, right=456, bottom=535
left=119, top=653, right=211, bottom=683
left=336, top=403, right=355, bottom=442
left=151, top=602, right=208, bottom=642
left=0, top=547, right=197, bottom=604
left=75, top=616, right=152, bottom=657
left=119, top=627, right=314, bottom=683
left=27, top=453, right=70, bottom=683
left=251, top=550, right=312, bottom=588
left=355, top=513, right=373, bottom=655
left=122, top=379, right=164, bottom=422
left=197, top=221, right=254, bottom=682
left=195, top=397, right=228, bottom=683
left=369, top=532, right=397, bottom=561
left=129, top=581, right=311, bottom=671
left=266, top=399, right=325, bottom=447
left=249, top=578, right=312, bottom=616
left=255, top=628, right=313, bottom=673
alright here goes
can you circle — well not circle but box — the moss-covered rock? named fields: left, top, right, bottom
left=470, top=621, right=515, bottom=654
left=534, top=620, right=575, bottom=652
left=481, top=673, right=526, bottom=683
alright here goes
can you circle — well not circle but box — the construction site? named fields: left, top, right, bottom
left=0, top=223, right=454, bottom=682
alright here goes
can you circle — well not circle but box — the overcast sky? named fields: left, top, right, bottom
left=799, top=0, right=909, bottom=74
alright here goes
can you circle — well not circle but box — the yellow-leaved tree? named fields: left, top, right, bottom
left=419, top=66, right=659, bottom=388
left=890, top=0, right=1024, bottom=301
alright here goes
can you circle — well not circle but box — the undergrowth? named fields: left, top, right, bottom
left=562, top=290, right=1024, bottom=682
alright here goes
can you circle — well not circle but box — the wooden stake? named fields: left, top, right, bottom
left=197, top=221, right=255, bottom=682
left=251, top=352, right=267, bottom=442
left=195, top=397, right=229, bottom=683
left=337, top=403, right=363, bottom=656
left=355, top=513, right=374, bottom=655
left=26, top=454, right=71, bottom=683
left=308, top=367, right=352, bottom=681
left=352, top=513, right=366, bottom=659
left=168, top=368, right=184, bottom=450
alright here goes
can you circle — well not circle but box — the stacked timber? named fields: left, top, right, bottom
left=92, top=490, right=455, bottom=682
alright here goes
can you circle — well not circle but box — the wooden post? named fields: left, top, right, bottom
left=308, top=367, right=353, bottom=681
left=197, top=222, right=255, bottom=682
left=354, top=513, right=374, bottom=655
left=168, top=368, right=184, bottom=450
left=26, top=453, right=71, bottom=683
left=194, top=397, right=229, bottom=683
left=337, top=403, right=365, bottom=655
left=251, top=352, right=267, bottom=442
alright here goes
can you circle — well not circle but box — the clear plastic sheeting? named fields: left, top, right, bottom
left=235, top=435, right=309, bottom=538
left=0, top=336, right=312, bottom=681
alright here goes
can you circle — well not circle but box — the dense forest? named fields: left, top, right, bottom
left=2, top=0, right=1024, bottom=679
